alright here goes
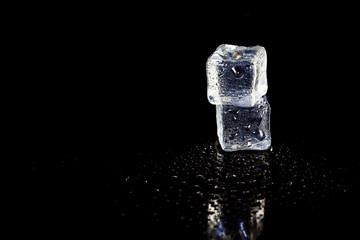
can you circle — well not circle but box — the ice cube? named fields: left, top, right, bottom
left=216, top=96, right=271, bottom=151
left=207, top=44, right=268, bottom=107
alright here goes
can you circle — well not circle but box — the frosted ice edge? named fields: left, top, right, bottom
left=206, top=44, right=268, bottom=107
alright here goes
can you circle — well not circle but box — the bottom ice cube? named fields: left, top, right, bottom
left=216, top=96, right=271, bottom=151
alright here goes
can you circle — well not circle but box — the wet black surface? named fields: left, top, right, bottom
left=27, top=139, right=359, bottom=239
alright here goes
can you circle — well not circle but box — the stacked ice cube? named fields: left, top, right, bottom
left=206, top=44, right=271, bottom=151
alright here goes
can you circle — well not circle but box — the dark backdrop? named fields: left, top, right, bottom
left=8, top=3, right=360, bottom=239
left=16, top=4, right=359, bottom=154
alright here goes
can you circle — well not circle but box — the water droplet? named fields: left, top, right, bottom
left=243, top=124, right=251, bottom=131
left=231, top=65, right=245, bottom=78
left=196, top=174, right=206, bottom=180
left=252, top=129, right=265, bottom=141
left=229, top=133, right=236, bottom=140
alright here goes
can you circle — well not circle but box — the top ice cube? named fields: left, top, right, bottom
left=206, top=44, right=268, bottom=107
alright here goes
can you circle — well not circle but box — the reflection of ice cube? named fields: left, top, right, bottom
left=207, top=44, right=268, bottom=107
left=216, top=96, right=271, bottom=151
left=208, top=148, right=269, bottom=239
left=207, top=198, right=266, bottom=240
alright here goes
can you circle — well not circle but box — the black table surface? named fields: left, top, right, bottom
left=25, top=138, right=358, bottom=240
left=7, top=4, right=360, bottom=239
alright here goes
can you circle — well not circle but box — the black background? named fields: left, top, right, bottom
left=14, top=3, right=359, bottom=152
left=7, top=3, right=360, bottom=239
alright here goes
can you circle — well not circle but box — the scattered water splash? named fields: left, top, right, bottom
left=107, top=141, right=354, bottom=239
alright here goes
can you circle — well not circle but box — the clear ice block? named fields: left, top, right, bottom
left=207, top=44, right=268, bottom=107
left=216, top=96, right=271, bottom=151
